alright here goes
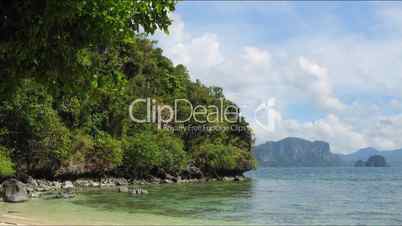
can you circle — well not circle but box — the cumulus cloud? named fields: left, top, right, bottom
left=243, top=47, right=271, bottom=66
left=253, top=112, right=368, bottom=154
left=156, top=14, right=223, bottom=71
left=298, top=57, right=346, bottom=112
left=156, top=11, right=402, bottom=153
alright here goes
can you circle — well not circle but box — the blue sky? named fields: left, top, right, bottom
left=156, top=1, right=402, bottom=153
left=174, top=2, right=391, bottom=43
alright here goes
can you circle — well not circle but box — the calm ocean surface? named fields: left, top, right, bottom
left=2, top=167, right=402, bottom=225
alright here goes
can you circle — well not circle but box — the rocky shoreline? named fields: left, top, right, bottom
left=1, top=175, right=248, bottom=203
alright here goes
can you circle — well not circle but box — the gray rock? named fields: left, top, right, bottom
left=35, top=180, right=53, bottom=192
left=89, top=181, right=100, bottom=187
left=118, top=187, right=129, bottom=193
left=114, top=178, right=129, bottom=186
left=149, top=176, right=161, bottom=184
left=1, top=179, right=29, bottom=203
left=165, top=173, right=176, bottom=181
left=30, top=192, right=42, bottom=198
left=62, top=181, right=74, bottom=193
left=63, top=181, right=74, bottom=189
left=130, top=188, right=148, bottom=195
left=183, top=164, right=203, bottom=179
left=26, top=176, right=38, bottom=187
left=222, top=177, right=234, bottom=182
left=52, top=181, right=62, bottom=189
left=74, top=179, right=91, bottom=187
left=234, top=175, right=246, bottom=182
left=163, top=179, right=174, bottom=184
left=101, top=178, right=114, bottom=187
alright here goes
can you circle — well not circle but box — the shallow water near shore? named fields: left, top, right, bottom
left=0, top=181, right=251, bottom=225
left=2, top=167, right=402, bottom=225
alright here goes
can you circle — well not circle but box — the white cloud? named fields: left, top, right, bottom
left=156, top=12, right=402, bottom=153
left=157, top=14, right=223, bottom=71
left=252, top=109, right=368, bottom=154
left=299, top=57, right=346, bottom=112
left=243, top=47, right=271, bottom=66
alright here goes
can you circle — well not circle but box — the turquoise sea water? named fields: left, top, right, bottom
left=2, top=167, right=402, bottom=225
left=245, top=167, right=402, bottom=225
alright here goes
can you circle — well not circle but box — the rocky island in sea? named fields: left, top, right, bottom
left=342, top=147, right=402, bottom=166
left=252, top=137, right=342, bottom=167
left=253, top=137, right=399, bottom=167
left=354, top=155, right=388, bottom=167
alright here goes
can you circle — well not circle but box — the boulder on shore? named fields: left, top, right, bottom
left=118, top=186, right=129, bottom=193
left=182, top=164, right=203, bottom=179
left=1, top=179, right=29, bottom=203
left=62, top=181, right=74, bottom=194
left=62, top=181, right=74, bottom=189
left=130, top=188, right=148, bottom=195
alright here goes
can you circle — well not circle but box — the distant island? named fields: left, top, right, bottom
left=252, top=137, right=341, bottom=167
left=354, top=155, right=388, bottom=167
left=340, top=147, right=402, bottom=166
left=253, top=137, right=399, bottom=167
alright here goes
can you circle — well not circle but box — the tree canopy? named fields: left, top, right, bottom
left=0, top=0, right=175, bottom=90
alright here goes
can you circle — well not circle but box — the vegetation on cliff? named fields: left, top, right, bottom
left=0, top=0, right=254, bottom=179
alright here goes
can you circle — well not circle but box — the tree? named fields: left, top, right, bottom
left=0, top=79, right=72, bottom=177
left=0, top=0, right=177, bottom=91
left=85, top=131, right=123, bottom=183
left=0, top=146, right=15, bottom=177
left=123, top=130, right=187, bottom=178
left=192, top=142, right=255, bottom=177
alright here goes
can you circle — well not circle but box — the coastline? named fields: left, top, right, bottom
left=1, top=177, right=249, bottom=226
left=0, top=203, right=221, bottom=226
left=3, top=175, right=247, bottom=195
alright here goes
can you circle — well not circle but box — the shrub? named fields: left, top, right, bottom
left=0, top=79, right=72, bottom=176
left=89, top=131, right=123, bottom=174
left=192, top=142, right=255, bottom=176
left=123, top=130, right=187, bottom=177
left=0, top=146, right=15, bottom=177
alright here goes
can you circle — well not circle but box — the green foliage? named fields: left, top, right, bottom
left=0, top=146, right=15, bottom=177
left=92, top=131, right=123, bottom=172
left=193, top=142, right=255, bottom=176
left=124, top=130, right=187, bottom=177
left=0, top=79, right=72, bottom=176
left=66, top=132, right=95, bottom=170
left=0, top=0, right=176, bottom=91
left=58, top=131, right=123, bottom=176
left=0, top=2, right=254, bottom=179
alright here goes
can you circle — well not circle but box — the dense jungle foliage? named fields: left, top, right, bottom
left=0, top=0, right=254, bottom=179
